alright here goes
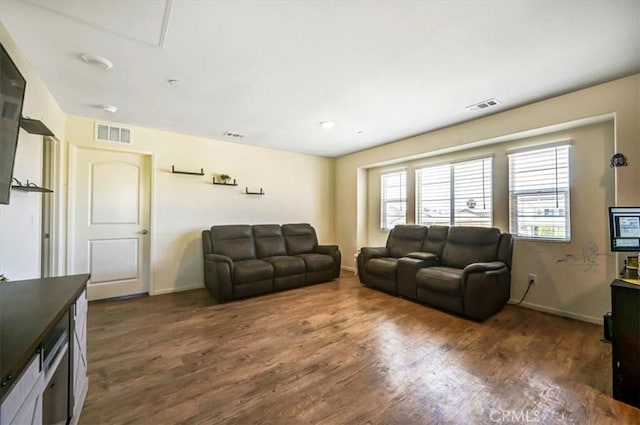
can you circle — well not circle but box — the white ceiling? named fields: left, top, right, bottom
left=1, top=0, right=639, bottom=157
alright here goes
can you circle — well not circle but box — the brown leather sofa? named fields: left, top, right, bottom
left=357, top=225, right=513, bottom=320
left=202, top=223, right=341, bottom=302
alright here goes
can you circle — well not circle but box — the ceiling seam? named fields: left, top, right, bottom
left=159, top=0, right=174, bottom=48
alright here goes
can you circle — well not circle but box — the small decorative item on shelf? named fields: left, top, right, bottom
left=213, top=174, right=238, bottom=186
left=245, top=187, right=265, bottom=195
left=11, top=177, right=53, bottom=193
left=171, top=165, right=205, bottom=176
left=0, top=274, right=8, bottom=283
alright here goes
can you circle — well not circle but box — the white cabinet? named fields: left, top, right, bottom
left=71, top=288, right=88, bottom=423
left=0, top=354, right=45, bottom=425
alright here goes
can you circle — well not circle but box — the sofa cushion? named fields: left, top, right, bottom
left=387, top=225, right=428, bottom=257
left=440, top=226, right=500, bottom=269
left=253, top=225, right=287, bottom=258
left=365, top=257, right=398, bottom=279
left=233, top=259, right=273, bottom=284
left=211, top=225, right=256, bottom=261
left=415, top=266, right=464, bottom=296
left=282, top=223, right=318, bottom=255
left=422, top=225, right=449, bottom=256
left=263, top=256, right=305, bottom=277
left=295, top=253, right=334, bottom=272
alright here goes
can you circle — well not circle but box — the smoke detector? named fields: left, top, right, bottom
left=101, top=104, right=118, bottom=113
left=466, top=98, right=501, bottom=112
left=81, top=54, right=114, bottom=69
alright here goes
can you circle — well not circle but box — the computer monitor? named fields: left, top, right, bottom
left=609, top=207, right=640, bottom=252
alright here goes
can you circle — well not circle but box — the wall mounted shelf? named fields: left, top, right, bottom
left=245, top=187, right=265, bottom=195
left=11, top=178, right=53, bottom=193
left=20, top=117, right=55, bottom=137
left=171, top=166, right=204, bottom=176
left=213, top=177, right=238, bottom=186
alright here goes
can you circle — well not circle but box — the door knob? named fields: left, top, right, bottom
left=140, top=229, right=149, bottom=235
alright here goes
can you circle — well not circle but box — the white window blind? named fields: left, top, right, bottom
left=416, top=164, right=451, bottom=225
left=381, top=171, right=406, bottom=230
left=508, top=144, right=570, bottom=241
left=453, top=158, right=492, bottom=226
left=416, top=157, right=492, bottom=227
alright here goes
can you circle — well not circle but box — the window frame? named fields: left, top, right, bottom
left=380, top=170, right=407, bottom=230
left=508, top=143, right=571, bottom=242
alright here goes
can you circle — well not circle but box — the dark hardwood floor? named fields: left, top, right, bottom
left=80, top=274, right=639, bottom=424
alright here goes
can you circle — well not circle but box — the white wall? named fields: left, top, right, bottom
left=65, top=116, right=335, bottom=294
left=336, top=74, right=639, bottom=323
left=0, top=23, right=64, bottom=280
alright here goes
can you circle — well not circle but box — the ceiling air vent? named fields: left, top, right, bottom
left=223, top=131, right=246, bottom=139
left=95, top=123, right=132, bottom=144
left=466, top=98, right=501, bottom=112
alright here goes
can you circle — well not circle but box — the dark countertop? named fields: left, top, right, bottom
left=0, top=273, right=90, bottom=402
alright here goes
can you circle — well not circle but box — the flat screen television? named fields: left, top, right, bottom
left=609, top=207, right=640, bottom=252
left=0, top=42, right=27, bottom=205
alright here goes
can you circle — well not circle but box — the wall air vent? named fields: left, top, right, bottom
left=223, top=131, right=246, bottom=139
left=466, top=98, right=501, bottom=112
left=95, top=123, right=132, bottom=144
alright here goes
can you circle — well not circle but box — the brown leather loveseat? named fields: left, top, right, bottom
left=357, top=225, right=513, bottom=320
left=202, top=223, right=341, bottom=302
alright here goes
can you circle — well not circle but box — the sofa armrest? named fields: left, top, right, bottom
left=315, top=244, right=342, bottom=278
left=315, top=244, right=339, bottom=255
left=405, top=252, right=438, bottom=262
left=396, top=255, right=439, bottom=300
left=357, top=247, right=389, bottom=284
left=463, top=261, right=508, bottom=275
left=462, top=261, right=511, bottom=321
left=203, top=254, right=234, bottom=301
left=205, top=253, right=234, bottom=269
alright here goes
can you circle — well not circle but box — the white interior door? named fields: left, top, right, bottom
left=70, top=147, right=151, bottom=301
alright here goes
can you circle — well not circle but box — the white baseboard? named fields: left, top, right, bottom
left=152, top=284, right=204, bottom=296
left=508, top=299, right=602, bottom=325
left=341, top=265, right=356, bottom=273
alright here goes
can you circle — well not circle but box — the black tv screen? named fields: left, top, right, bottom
left=0, top=42, right=26, bottom=205
left=609, top=207, right=640, bottom=252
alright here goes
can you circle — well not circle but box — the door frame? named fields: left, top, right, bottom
left=67, top=144, right=156, bottom=296
left=42, top=136, right=60, bottom=278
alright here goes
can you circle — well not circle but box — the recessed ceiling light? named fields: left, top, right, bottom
left=101, top=104, right=118, bottom=113
left=168, top=79, right=183, bottom=86
left=320, top=121, right=335, bottom=129
left=81, top=54, right=114, bottom=69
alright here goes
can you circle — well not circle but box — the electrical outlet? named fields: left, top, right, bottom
left=528, top=273, right=537, bottom=285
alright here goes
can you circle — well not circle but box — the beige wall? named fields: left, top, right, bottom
left=65, top=115, right=335, bottom=294
left=0, top=23, right=65, bottom=280
left=336, top=74, right=639, bottom=323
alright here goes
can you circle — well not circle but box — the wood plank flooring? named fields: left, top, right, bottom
left=80, top=274, right=639, bottom=424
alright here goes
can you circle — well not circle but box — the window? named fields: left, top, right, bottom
left=380, top=171, right=406, bottom=229
left=416, top=157, right=492, bottom=227
left=508, top=144, right=570, bottom=241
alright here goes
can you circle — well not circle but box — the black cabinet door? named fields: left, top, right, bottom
left=611, top=279, right=640, bottom=408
